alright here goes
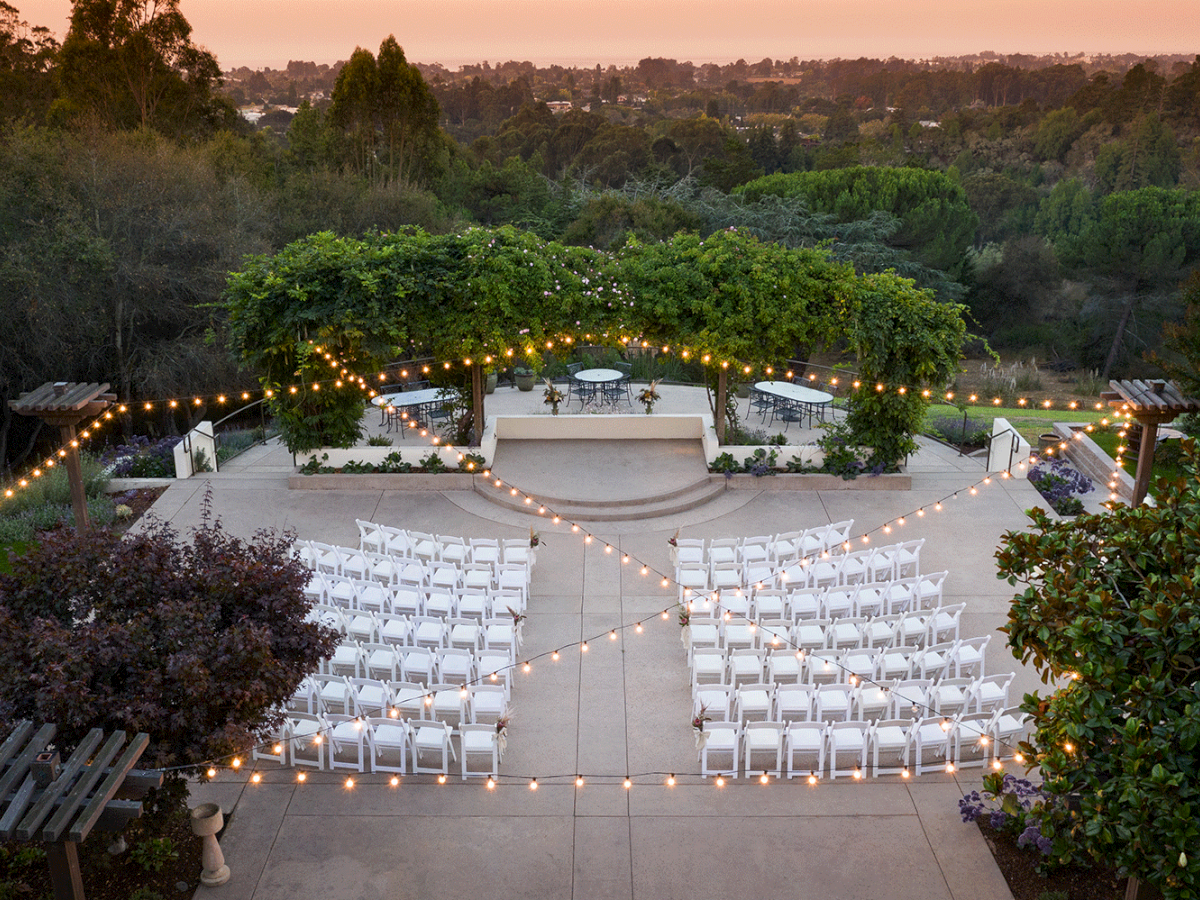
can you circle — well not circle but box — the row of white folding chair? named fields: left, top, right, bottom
left=685, top=607, right=962, bottom=661
left=693, top=672, right=1012, bottom=726
left=309, top=603, right=523, bottom=656
left=356, top=521, right=536, bottom=570
left=259, top=711, right=500, bottom=777
left=320, top=641, right=516, bottom=691
left=291, top=673, right=510, bottom=725
left=301, top=536, right=532, bottom=589
left=310, top=572, right=525, bottom=620
left=673, top=521, right=855, bottom=571
left=700, top=704, right=1029, bottom=781
left=308, top=543, right=532, bottom=599
left=692, top=637, right=992, bottom=694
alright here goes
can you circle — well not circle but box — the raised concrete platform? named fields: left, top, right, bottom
left=480, top=438, right=724, bottom=521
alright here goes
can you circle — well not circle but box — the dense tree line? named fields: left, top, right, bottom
left=1, top=0, right=1198, bottom=475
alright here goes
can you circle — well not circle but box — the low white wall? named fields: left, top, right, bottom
left=308, top=414, right=822, bottom=472
left=309, top=445, right=475, bottom=471
left=987, top=417, right=1032, bottom=472
left=173, top=421, right=215, bottom=478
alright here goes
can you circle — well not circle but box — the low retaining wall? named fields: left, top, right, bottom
left=289, top=473, right=476, bottom=491
left=721, top=472, right=911, bottom=490
left=1052, top=422, right=1135, bottom=502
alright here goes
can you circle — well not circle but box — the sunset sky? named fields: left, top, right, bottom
left=15, top=0, right=1199, bottom=69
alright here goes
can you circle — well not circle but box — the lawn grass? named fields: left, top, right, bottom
left=1089, top=431, right=1187, bottom=492
left=0, top=541, right=29, bottom=574
left=925, top=404, right=1108, bottom=444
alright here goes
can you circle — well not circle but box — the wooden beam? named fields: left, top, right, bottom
left=14, top=729, right=106, bottom=841
left=44, top=840, right=85, bottom=900
left=67, top=734, right=150, bottom=843
left=41, top=731, right=127, bottom=843
left=1132, top=419, right=1160, bottom=506
left=0, top=723, right=57, bottom=815
left=0, top=721, right=34, bottom=770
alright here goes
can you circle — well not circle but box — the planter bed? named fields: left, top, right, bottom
left=288, top=473, right=476, bottom=491
left=720, top=471, right=911, bottom=490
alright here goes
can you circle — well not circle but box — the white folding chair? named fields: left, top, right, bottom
left=776, top=682, right=815, bottom=722
left=786, top=721, right=827, bottom=779
left=693, top=684, right=734, bottom=722
left=888, top=679, right=933, bottom=720
left=862, top=613, right=902, bottom=650
left=698, top=721, right=740, bottom=778
left=870, top=718, right=913, bottom=776
left=356, top=519, right=385, bottom=554
left=477, top=650, right=513, bottom=700
left=407, top=530, right=440, bottom=562
left=927, top=603, right=965, bottom=644
left=436, top=647, right=476, bottom=685
left=677, top=562, right=710, bottom=602
left=743, top=721, right=785, bottom=778
left=691, top=646, right=728, bottom=686
left=728, top=649, right=765, bottom=687
left=311, top=673, right=350, bottom=715
left=931, top=677, right=975, bottom=719
left=367, top=716, right=408, bottom=774
left=815, top=683, right=855, bottom=722
left=470, top=538, right=502, bottom=566
left=324, top=641, right=365, bottom=678
left=854, top=681, right=892, bottom=722
left=767, top=648, right=805, bottom=685
left=400, top=646, right=435, bottom=684
left=325, top=714, right=370, bottom=772
left=954, top=712, right=996, bottom=770
left=671, top=537, right=706, bottom=568
left=411, top=720, right=456, bottom=774
left=501, top=538, right=534, bottom=567
left=707, top=538, right=740, bottom=566
left=991, top=706, right=1030, bottom=765
left=788, top=588, right=824, bottom=621
left=437, top=535, right=470, bottom=566
left=411, top=616, right=448, bottom=650
left=448, top=617, right=483, bottom=653
left=736, top=682, right=775, bottom=723
left=392, top=681, right=428, bottom=719
left=466, top=684, right=507, bottom=725
left=287, top=712, right=326, bottom=769
left=460, top=723, right=501, bottom=779
left=972, top=673, right=1014, bottom=715
left=911, top=716, right=953, bottom=775
left=952, top=636, right=991, bottom=678
left=347, top=676, right=392, bottom=717
left=827, top=721, right=870, bottom=779
left=363, top=643, right=402, bottom=682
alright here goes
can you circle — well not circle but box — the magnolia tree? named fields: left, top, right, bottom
left=996, top=445, right=1200, bottom=898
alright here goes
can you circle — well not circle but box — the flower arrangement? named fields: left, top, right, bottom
left=495, top=713, right=511, bottom=735
left=505, top=605, right=526, bottom=625
left=636, top=379, right=661, bottom=414
left=529, top=527, right=542, bottom=548
left=667, top=528, right=679, bottom=548
left=692, top=705, right=711, bottom=732
left=676, top=604, right=690, bottom=627
left=542, top=378, right=564, bottom=415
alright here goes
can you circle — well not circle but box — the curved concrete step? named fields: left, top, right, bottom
left=475, top=475, right=727, bottom=522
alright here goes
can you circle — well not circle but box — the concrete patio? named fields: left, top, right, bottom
left=160, top=384, right=1045, bottom=900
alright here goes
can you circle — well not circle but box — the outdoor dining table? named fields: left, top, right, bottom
left=753, top=380, right=834, bottom=428
left=571, top=368, right=626, bottom=406
left=371, top=388, right=457, bottom=434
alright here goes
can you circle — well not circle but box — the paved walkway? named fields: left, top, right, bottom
left=167, top=387, right=1044, bottom=900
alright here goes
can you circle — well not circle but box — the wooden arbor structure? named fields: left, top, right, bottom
left=1100, top=379, right=1200, bottom=505
left=7, top=383, right=114, bottom=533
left=0, top=720, right=160, bottom=900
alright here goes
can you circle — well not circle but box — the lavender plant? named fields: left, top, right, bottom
left=1028, top=457, right=1094, bottom=516
left=960, top=773, right=1052, bottom=854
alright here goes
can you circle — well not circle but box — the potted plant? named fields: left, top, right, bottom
left=514, top=366, right=536, bottom=391
left=542, top=378, right=564, bottom=415
left=637, top=379, right=661, bottom=414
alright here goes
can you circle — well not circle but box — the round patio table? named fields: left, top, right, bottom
left=371, top=388, right=457, bottom=434
left=571, top=368, right=626, bottom=406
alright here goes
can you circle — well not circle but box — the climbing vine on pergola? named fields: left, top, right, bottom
left=224, top=225, right=966, bottom=464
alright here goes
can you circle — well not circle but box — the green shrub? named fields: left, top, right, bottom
left=926, top=415, right=991, bottom=446
left=367, top=435, right=393, bottom=446
left=130, top=836, right=179, bottom=873
left=0, top=453, right=110, bottom=516
left=420, top=452, right=448, bottom=474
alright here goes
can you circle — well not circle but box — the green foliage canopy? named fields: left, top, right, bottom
left=997, top=448, right=1200, bottom=899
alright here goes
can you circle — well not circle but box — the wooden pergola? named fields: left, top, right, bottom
left=1100, top=378, right=1200, bottom=505
left=8, top=383, right=114, bottom=533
